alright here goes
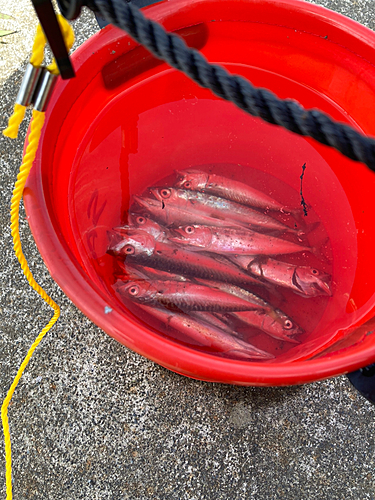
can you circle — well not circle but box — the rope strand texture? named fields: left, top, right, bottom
left=89, top=0, right=375, bottom=171
left=2, top=104, right=26, bottom=139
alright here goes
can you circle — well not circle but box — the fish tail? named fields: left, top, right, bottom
left=295, top=220, right=321, bottom=238
left=228, top=348, right=274, bottom=360
left=262, top=328, right=301, bottom=343
left=276, top=335, right=301, bottom=344
left=309, top=236, right=331, bottom=264
left=284, top=204, right=312, bottom=220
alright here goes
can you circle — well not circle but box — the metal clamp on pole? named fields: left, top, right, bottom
left=16, top=63, right=44, bottom=107
left=13, top=63, right=58, bottom=113
left=33, top=70, right=59, bottom=112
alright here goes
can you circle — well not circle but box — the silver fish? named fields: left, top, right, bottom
left=196, top=279, right=303, bottom=341
left=113, top=217, right=169, bottom=244
left=225, top=309, right=302, bottom=343
left=174, top=168, right=296, bottom=212
left=116, top=262, right=188, bottom=282
left=151, top=187, right=300, bottom=233
left=190, top=311, right=239, bottom=335
left=128, top=212, right=169, bottom=241
left=170, top=225, right=311, bottom=256
left=230, top=255, right=332, bottom=297
left=138, top=304, right=274, bottom=360
left=107, top=229, right=263, bottom=287
left=108, top=229, right=156, bottom=258
left=116, top=280, right=266, bottom=312
left=133, top=195, right=244, bottom=229
left=194, top=278, right=270, bottom=312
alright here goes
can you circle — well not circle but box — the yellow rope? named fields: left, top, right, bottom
left=2, top=111, right=60, bottom=500
left=2, top=104, right=26, bottom=139
left=2, top=15, right=74, bottom=500
left=29, top=23, right=47, bottom=67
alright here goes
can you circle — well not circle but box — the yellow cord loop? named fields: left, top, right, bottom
left=2, top=15, right=74, bottom=500
left=2, top=15, right=74, bottom=139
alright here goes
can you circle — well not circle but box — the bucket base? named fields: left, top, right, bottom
left=347, top=365, right=375, bottom=404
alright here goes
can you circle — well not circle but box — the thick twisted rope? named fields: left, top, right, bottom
left=88, top=0, right=375, bottom=171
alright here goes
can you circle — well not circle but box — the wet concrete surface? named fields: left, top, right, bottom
left=1, top=1, right=375, bottom=499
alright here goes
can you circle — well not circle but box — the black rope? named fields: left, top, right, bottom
left=88, top=0, right=375, bottom=172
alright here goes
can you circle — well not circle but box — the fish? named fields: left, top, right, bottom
left=194, top=278, right=271, bottom=312
left=128, top=212, right=170, bottom=241
left=174, top=168, right=296, bottom=212
left=170, top=225, right=311, bottom=256
left=229, top=255, right=332, bottom=297
left=224, top=308, right=302, bottom=343
left=196, top=279, right=303, bottom=339
left=133, top=195, right=245, bottom=229
left=190, top=311, right=240, bottom=335
left=113, top=215, right=170, bottom=244
left=107, top=229, right=263, bottom=287
left=117, top=261, right=188, bottom=282
left=150, top=187, right=301, bottom=233
left=108, top=228, right=156, bottom=258
left=137, top=304, right=274, bottom=360
left=116, top=280, right=266, bottom=312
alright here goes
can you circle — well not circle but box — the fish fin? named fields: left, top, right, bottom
left=112, top=225, right=132, bottom=234
left=277, top=335, right=301, bottom=344
left=175, top=169, right=186, bottom=177
left=209, top=212, right=225, bottom=221
left=228, top=348, right=274, bottom=360
left=309, top=237, right=332, bottom=264
left=284, top=205, right=311, bottom=221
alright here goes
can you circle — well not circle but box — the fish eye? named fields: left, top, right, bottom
left=183, top=181, right=192, bottom=189
left=160, top=188, right=171, bottom=199
left=128, top=285, right=139, bottom=296
left=283, top=319, right=294, bottom=330
left=185, top=226, right=195, bottom=234
left=136, top=216, right=146, bottom=225
left=311, top=269, right=319, bottom=275
left=124, top=245, right=135, bottom=255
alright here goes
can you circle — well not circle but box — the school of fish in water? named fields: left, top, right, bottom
left=107, top=168, right=332, bottom=361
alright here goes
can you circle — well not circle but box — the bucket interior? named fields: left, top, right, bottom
left=26, top=0, right=375, bottom=383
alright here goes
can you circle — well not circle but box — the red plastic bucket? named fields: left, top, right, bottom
left=24, top=0, right=375, bottom=385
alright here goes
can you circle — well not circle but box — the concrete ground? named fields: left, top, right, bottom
left=1, top=1, right=375, bottom=499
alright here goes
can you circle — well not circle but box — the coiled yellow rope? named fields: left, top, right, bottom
left=2, top=15, right=74, bottom=500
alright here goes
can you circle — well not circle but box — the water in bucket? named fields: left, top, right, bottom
left=64, top=64, right=360, bottom=363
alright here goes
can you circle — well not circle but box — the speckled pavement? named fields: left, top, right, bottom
left=1, top=1, right=375, bottom=499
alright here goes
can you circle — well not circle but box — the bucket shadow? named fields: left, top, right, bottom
left=161, top=363, right=305, bottom=411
